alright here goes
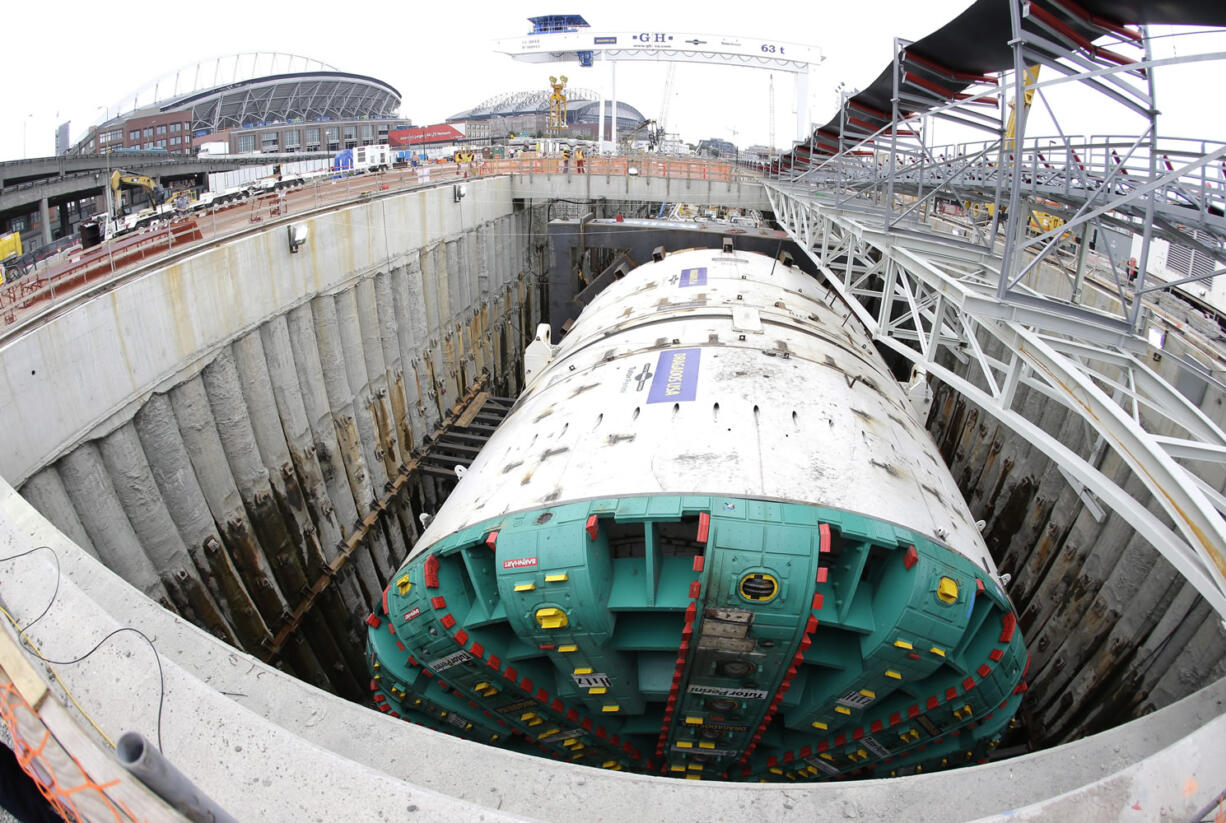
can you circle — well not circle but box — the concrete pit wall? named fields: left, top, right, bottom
left=1, top=178, right=546, bottom=692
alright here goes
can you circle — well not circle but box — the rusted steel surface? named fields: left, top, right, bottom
left=262, top=375, right=493, bottom=660
left=454, top=392, right=489, bottom=428
left=419, top=392, right=513, bottom=499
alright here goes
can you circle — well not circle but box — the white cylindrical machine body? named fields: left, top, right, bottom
left=413, top=247, right=993, bottom=574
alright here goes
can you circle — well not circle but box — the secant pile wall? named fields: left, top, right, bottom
left=0, top=178, right=547, bottom=696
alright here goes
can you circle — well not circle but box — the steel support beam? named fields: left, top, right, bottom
left=766, top=185, right=1226, bottom=617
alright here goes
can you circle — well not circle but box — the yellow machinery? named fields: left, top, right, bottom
left=110, top=170, right=166, bottom=218
left=547, top=75, right=568, bottom=133
left=0, top=231, right=20, bottom=264
left=965, top=66, right=1065, bottom=237
left=1028, top=199, right=1069, bottom=236
left=1003, top=65, right=1041, bottom=152
left=618, top=119, right=656, bottom=150
left=0, top=231, right=21, bottom=285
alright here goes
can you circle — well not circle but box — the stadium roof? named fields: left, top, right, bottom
left=87, top=53, right=401, bottom=138
left=164, top=71, right=401, bottom=133
left=448, top=89, right=645, bottom=125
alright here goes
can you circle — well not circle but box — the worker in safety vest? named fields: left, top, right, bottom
left=575, top=146, right=586, bottom=173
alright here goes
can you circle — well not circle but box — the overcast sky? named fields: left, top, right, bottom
left=3, top=1, right=1223, bottom=161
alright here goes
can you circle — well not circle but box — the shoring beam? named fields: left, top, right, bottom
left=263, top=374, right=491, bottom=661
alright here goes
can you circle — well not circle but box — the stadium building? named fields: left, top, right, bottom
left=447, top=88, right=647, bottom=142
left=72, top=53, right=408, bottom=156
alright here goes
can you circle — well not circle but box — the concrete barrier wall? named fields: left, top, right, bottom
left=0, top=177, right=522, bottom=484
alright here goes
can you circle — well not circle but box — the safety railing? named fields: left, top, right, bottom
left=787, top=134, right=1226, bottom=212
left=476, top=154, right=747, bottom=181
left=1, top=219, right=203, bottom=327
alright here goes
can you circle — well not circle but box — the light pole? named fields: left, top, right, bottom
left=22, top=113, right=34, bottom=158
left=95, top=106, right=112, bottom=153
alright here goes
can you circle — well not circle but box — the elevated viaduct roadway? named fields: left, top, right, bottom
left=0, top=151, right=331, bottom=246
left=0, top=150, right=333, bottom=188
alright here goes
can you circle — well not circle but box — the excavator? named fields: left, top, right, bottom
left=109, top=170, right=166, bottom=219
left=618, top=119, right=657, bottom=151
left=76, top=171, right=170, bottom=249
left=964, top=66, right=1067, bottom=238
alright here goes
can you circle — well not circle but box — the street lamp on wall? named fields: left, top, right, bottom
left=287, top=223, right=308, bottom=253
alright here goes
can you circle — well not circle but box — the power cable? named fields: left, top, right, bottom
left=0, top=546, right=166, bottom=752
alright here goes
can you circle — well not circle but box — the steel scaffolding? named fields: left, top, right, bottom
left=763, top=2, right=1226, bottom=616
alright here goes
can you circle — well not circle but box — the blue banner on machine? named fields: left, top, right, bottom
left=679, top=267, right=708, bottom=287
left=647, top=348, right=700, bottom=403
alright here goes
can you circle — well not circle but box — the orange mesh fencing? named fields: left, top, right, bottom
left=1, top=678, right=136, bottom=822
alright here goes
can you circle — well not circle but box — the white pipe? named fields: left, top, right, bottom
left=598, top=53, right=607, bottom=152
left=794, top=69, right=810, bottom=143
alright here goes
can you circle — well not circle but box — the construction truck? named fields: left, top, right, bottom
left=77, top=171, right=171, bottom=247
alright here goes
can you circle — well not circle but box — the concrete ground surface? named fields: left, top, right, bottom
left=2, top=479, right=1225, bottom=821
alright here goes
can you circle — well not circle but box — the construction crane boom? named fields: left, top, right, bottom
left=656, top=64, right=677, bottom=149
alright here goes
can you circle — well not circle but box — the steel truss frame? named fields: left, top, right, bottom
left=768, top=190, right=1226, bottom=616
left=765, top=2, right=1226, bottom=616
